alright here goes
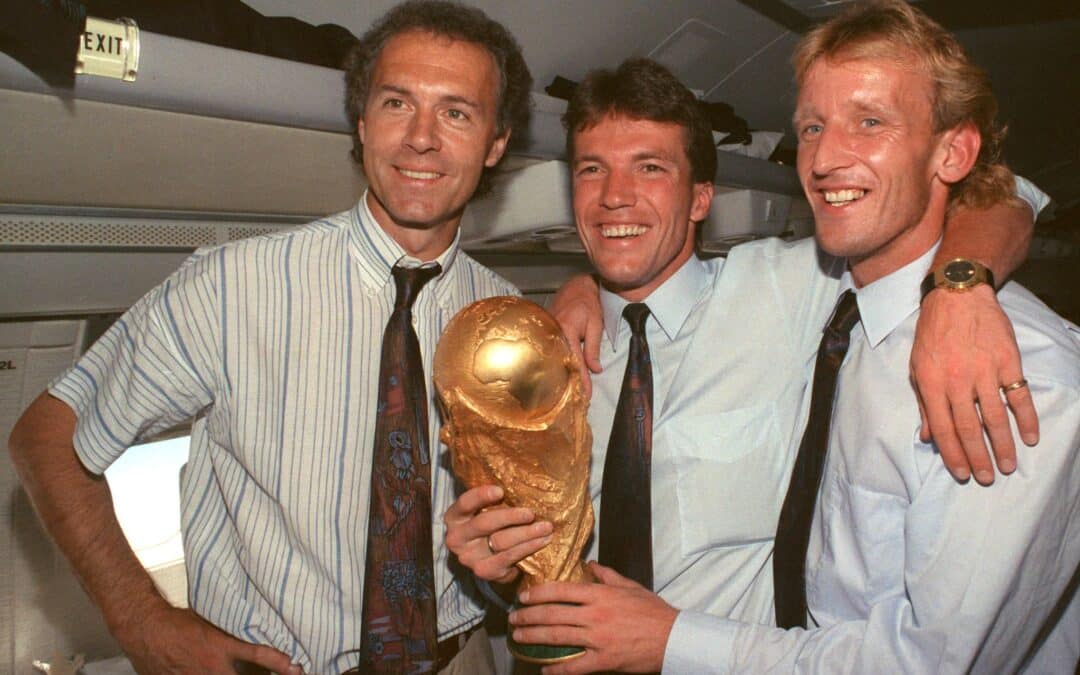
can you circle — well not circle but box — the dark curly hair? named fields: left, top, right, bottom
left=563, top=58, right=717, bottom=185
left=343, top=1, right=532, bottom=197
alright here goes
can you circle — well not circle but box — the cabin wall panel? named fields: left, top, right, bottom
left=1, top=321, right=121, bottom=673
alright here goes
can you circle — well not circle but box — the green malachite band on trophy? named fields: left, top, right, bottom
left=508, top=636, right=585, bottom=664
left=506, top=598, right=587, bottom=664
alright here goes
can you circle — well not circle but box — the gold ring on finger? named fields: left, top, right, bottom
left=487, top=536, right=498, bottom=555
left=1001, top=378, right=1029, bottom=394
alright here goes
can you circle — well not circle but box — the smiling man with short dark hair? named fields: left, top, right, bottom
left=9, top=2, right=532, bottom=673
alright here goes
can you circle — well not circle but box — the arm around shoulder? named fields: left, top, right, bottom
left=913, top=196, right=1041, bottom=482
left=938, top=198, right=1033, bottom=283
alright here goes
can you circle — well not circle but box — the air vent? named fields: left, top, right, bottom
left=0, top=212, right=301, bottom=250
left=226, top=225, right=293, bottom=241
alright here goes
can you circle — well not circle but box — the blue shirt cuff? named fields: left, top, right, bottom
left=662, top=610, right=741, bottom=674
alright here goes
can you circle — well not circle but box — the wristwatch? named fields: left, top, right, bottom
left=920, top=258, right=995, bottom=301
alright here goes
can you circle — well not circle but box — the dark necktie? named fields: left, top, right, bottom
left=598, top=303, right=655, bottom=589
left=773, top=289, right=860, bottom=629
left=360, top=262, right=442, bottom=674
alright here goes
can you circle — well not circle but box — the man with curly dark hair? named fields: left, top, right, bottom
left=344, top=0, right=531, bottom=200
left=9, top=2, right=532, bottom=674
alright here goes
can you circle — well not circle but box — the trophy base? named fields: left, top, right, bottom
left=505, top=582, right=593, bottom=665
left=508, top=635, right=585, bottom=665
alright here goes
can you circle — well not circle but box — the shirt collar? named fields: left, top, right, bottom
left=600, top=255, right=710, bottom=347
left=851, top=240, right=941, bottom=348
left=348, top=189, right=463, bottom=305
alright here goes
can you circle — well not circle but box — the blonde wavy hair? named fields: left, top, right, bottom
left=792, top=0, right=1019, bottom=210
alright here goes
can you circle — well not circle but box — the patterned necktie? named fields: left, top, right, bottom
left=598, top=302, right=655, bottom=589
left=773, top=289, right=860, bottom=629
left=361, top=262, right=442, bottom=674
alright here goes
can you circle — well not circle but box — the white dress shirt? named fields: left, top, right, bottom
left=51, top=192, right=519, bottom=674
left=585, top=239, right=844, bottom=631
left=666, top=244, right=1080, bottom=674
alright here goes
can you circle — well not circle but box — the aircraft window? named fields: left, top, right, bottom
left=104, top=435, right=189, bottom=570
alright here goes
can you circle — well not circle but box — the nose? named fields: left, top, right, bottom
left=809, top=125, right=853, bottom=177
left=600, top=169, right=635, bottom=209
left=403, top=108, right=440, bottom=154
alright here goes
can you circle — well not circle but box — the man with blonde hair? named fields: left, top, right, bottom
left=658, top=1, right=1079, bottom=671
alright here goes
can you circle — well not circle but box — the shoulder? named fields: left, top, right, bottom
left=710, top=238, right=845, bottom=334
left=453, top=251, right=520, bottom=297
left=176, top=212, right=350, bottom=284
left=998, top=282, right=1080, bottom=390
left=211, top=211, right=349, bottom=259
left=722, top=236, right=844, bottom=279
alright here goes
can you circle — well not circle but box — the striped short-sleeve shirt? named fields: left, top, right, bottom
left=51, top=194, right=520, bottom=674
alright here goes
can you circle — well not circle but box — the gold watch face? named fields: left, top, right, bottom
left=943, top=259, right=977, bottom=284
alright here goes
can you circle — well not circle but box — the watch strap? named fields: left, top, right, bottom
left=920, top=260, right=995, bottom=302
left=919, top=272, right=938, bottom=301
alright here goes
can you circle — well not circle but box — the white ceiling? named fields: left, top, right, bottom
left=244, top=0, right=802, bottom=133
left=241, top=0, right=1079, bottom=210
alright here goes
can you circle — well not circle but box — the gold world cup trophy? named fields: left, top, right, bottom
left=433, top=296, right=593, bottom=664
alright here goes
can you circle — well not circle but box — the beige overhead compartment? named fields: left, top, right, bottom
left=0, top=26, right=805, bottom=318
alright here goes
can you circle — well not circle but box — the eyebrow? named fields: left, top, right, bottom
left=373, top=84, right=482, bottom=110
left=849, top=98, right=891, bottom=116
left=792, top=98, right=891, bottom=127
left=792, top=108, right=815, bottom=128
left=574, top=150, right=677, bottom=166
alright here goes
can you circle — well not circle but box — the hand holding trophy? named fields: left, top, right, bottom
left=434, top=296, right=593, bottom=664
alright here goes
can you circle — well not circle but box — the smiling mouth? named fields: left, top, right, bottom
left=823, top=189, right=866, bottom=206
left=398, top=168, right=442, bottom=180
left=601, top=224, right=648, bottom=238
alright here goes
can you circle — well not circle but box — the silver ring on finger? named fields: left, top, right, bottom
left=1001, top=378, right=1029, bottom=394
left=487, top=535, right=498, bottom=555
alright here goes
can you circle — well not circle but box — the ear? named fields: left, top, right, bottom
left=485, top=129, right=511, bottom=167
left=935, top=122, right=980, bottom=185
left=358, top=115, right=367, bottom=145
left=689, top=181, right=714, bottom=223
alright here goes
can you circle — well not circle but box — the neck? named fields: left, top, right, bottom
left=365, top=191, right=460, bottom=262
left=849, top=188, right=947, bottom=287
left=608, top=245, right=695, bottom=303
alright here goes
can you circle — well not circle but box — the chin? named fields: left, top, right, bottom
left=813, top=220, right=863, bottom=257
left=812, top=233, right=852, bottom=260
left=388, top=203, right=461, bottom=230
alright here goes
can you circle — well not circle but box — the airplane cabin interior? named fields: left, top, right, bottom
left=0, top=1, right=1077, bottom=672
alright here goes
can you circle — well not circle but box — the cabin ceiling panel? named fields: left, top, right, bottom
left=0, top=90, right=364, bottom=216
left=241, top=0, right=1078, bottom=208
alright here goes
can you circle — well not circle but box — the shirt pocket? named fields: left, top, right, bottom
left=812, top=473, right=907, bottom=611
left=671, top=401, right=790, bottom=557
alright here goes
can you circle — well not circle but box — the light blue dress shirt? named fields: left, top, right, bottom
left=585, top=238, right=844, bottom=629
left=51, top=193, right=520, bottom=674
left=666, top=244, right=1080, bottom=674
left=1015, top=175, right=1051, bottom=217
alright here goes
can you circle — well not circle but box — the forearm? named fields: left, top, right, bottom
left=669, top=598, right=986, bottom=674
left=9, top=393, right=171, bottom=643
left=665, top=610, right=864, bottom=674
left=937, top=200, right=1033, bottom=285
